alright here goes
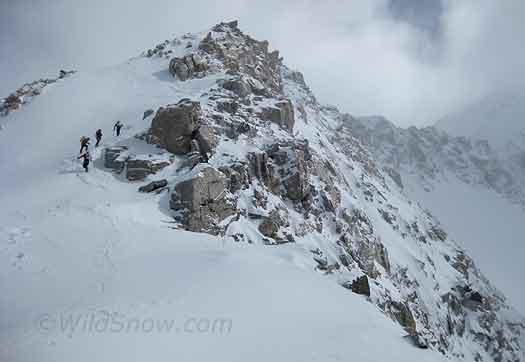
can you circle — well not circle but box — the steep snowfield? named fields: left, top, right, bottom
left=1, top=21, right=523, bottom=362
left=432, top=87, right=525, bottom=313
left=340, top=113, right=525, bottom=314
left=403, top=173, right=525, bottom=313
left=0, top=48, right=445, bottom=362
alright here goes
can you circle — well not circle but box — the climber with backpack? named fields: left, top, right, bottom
left=113, top=121, right=123, bottom=137
left=78, top=150, right=91, bottom=172
left=95, top=129, right=103, bottom=147
left=80, top=136, right=90, bottom=154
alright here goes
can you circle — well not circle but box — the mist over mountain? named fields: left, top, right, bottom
left=1, top=0, right=525, bottom=126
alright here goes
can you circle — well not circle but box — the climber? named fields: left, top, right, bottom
left=80, top=136, right=90, bottom=154
left=95, top=129, right=103, bottom=147
left=78, top=150, right=91, bottom=172
left=113, top=121, right=123, bottom=136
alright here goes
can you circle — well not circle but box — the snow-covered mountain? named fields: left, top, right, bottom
left=437, top=88, right=525, bottom=152
left=1, top=21, right=523, bottom=362
left=338, top=114, right=525, bottom=315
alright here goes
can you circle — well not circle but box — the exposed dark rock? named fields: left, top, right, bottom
left=126, top=159, right=153, bottom=181
left=170, top=167, right=236, bottom=234
left=58, top=69, right=76, bottom=78
left=198, top=23, right=282, bottom=93
left=378, top=208, right=396, bottom=225
left=268, top=142, right=309, bottom=201
left=219, top=78, right=251, bottom=98
left=351, top=275, right=371, bottom=296
left=258, top=208, right=289, bottom=240
left=258, top=99, right=295, bottom=131
left=126, top=157, right=170, bottom=181
left=149, top=99, right=201, bottom=154
left=315, top=257, right=340, bottom=273
left=405, top=334, right=429, bottom=349
left=212, top=20, right=239, bottom=32
left=143, top=109, right=154, bottom=120
left=285, top=70, right=307, bottom=87
left=217, top=100, right=239, bottom=114
left=169, top=53, right=207, bottom=81
left=386, top=301, right=417, bottom=336
left=148, top=99, right=216, bottom=158
left=252, top=189, right=268, bottom=208
left=218, top=163, right=250, bottom=192
left=4, top=94, right=21, bottom=110
left=321, top=184, right=341, bottom=212
left=138, top=179, right=168, bottom=193
left=428, top=225, right=447, bottom=241
left=104, top=146, right=129, bottom=172
left=194, top=124, right=216, bottom=157
left=248, top=152, right=278, bottom=191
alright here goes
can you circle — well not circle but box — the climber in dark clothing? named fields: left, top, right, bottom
left=95, top=129, right=103, bottom=147
left=80, top=136, right=90, bottom=154
left=78, top=151, right=91, bottom=172
left=113, top=121, right=123, bottom=136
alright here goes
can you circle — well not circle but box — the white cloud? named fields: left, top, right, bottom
left=1, top=0, right=524, bottom=126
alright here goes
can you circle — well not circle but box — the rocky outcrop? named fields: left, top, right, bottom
left=2, top=94, right=22, bottom=113
left=148, top=99, right=217, bottom=159
left=170, top=167, right=236, bottom=234
left=219, top=78, right=251, bottom=98
left=258, top=208, right=291, bottom=242
left=248, top=141, right=311, bottom=205
left=143, top=109, right=154, bottom=120
left=268, top=142, right=310, bottom=202
left=1, top=70, right=76, bottom=117
left=320, top=184, right=341, bottom=212
left=248, top=152, right=278, bottom=191
left=198, top=20, right=282, bottom=94
left=138, top=179, right=168, bottom=193
left=126, top=157, right=171, bottom=181
left=340, top=207, right=391, bottom=277
left=104, top=146, right=129, bottom=172
left=216, top=100, right=239, bottom=114
left=386, top=301, right=417, bottom=336
left=218, top=163, right=251, bottom=193
left=350, top=275, right=371, bottom=297
left=257, top=99, right=295, bottom=131
left=169, top=53, right=207, bottom=81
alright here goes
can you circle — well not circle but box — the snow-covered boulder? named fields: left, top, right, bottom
left=138, top=179, right=168, bottom=193
left=148, top=99, right=216, bottom=157
left=169, top=53, right=207, bottom=81
left=258, top=208, right=291, bottom=243
left=257, top=99, right=295, bottom=131
left=125, top=156, right=170, bottom=182
left=104, top=146, right=129, bottom=171
left=170, top=167, right=237, bottom=234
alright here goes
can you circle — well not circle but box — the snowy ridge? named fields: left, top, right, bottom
left=0, top=21, right=523, bottom=362
left=337, top=115, right=525, bottom=209
left=436, top=88, right=525, bottom=151
left=0, top=69, right=76, bottom=119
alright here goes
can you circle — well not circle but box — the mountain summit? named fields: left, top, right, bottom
left=1, top=21, right=523, bottom=362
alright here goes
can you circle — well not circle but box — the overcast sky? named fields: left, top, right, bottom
left=1, top=0, right=524, bottom=126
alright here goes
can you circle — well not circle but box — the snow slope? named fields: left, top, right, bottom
left=0, top=39, right=445, bottom=362
left=1, top=21, right=523, bottom=362
left=404, top=172, right=525, bottom=313
left=338, top=113, right=525, bottom=314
